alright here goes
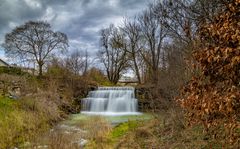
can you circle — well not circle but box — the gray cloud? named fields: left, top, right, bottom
left=0, top=0, right=153, bottom=60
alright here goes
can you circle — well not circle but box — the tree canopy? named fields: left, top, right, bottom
left=2, top=21, right=68, bottom=77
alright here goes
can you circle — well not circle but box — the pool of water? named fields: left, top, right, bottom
left=81, top=111, right=142, bottom=116
left=69, top=113, right=153, bottom=125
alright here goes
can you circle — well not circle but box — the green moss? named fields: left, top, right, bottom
left=0, top=96, right=16, bottom=118
left=0, top=96, right=16, bottom=107
left=111, top=121, right=139, bottom=139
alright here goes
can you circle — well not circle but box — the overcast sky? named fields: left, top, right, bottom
left=0, top=0, right=153, bottom=61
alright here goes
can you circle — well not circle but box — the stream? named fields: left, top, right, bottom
left=23, top=86, right=151, bottom=148
left=22, top=113, right=152, bottom=149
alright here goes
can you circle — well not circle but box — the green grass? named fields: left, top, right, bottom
left=63, top=114, right=91, bottom=125
left=111, top=121, right=139, bottom=139
left=0, top=96, right=56, bottom=148
left=0, top=96, right=27, bottom=147
left=0, top=96, right=17, bottom=118
left=60, top=113, right=153, bottom=148
left=0, top=96, right=16, bottom=107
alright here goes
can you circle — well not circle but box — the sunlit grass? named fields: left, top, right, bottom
left=60, top=113, right=153, bottom=148
left=0, top=96, right=16, bottom=117
left=0, top=96, right=58, bottom=148
left=111, top=121, right=139, bottom=139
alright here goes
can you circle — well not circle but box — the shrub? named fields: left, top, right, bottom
left=178, top=0, right=240, bottom=145
left=0, top=66, right=25, bottom=75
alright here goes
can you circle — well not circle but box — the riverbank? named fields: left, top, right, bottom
left=1, top=96, right=229, bottom=149
left=0, top=68, right=98, bottom=148
left=0, top=94, right=65, bottom=148
left=25, top=113, right=153, bottom=148
left=30, top=110, right=222, bottom=149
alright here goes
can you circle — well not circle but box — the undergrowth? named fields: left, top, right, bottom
left=0, top=95, right=62, bottom=148
left=114, top=110, right=237, bottom=149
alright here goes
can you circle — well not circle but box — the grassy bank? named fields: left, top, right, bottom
left=80, top=111, right=233, bottom=148
left=0, top=95, right=63, bottom=148
left=57, top=113, right=206, bottom=148
left=112, top=110, right=234, bottom=149
left=37, top=113, right=153, bottom=149
left=1, top=97, right=231, bottom=149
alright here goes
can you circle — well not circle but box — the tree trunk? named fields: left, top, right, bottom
left=133, top=57, right=142, bottom=84
left=38, top=62, right=44, bottom=77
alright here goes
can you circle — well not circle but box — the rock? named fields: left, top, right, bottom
left=37, top=145, right=48, bottom=148
left=79, top=139, right=88, bottom=146
left=8, top=93, right=19, bottom=99
left=64, top=130, right=71, bottom=134
left=58, top=124, right=87, bottom=133
left=72, top=138, right=88, bottom=147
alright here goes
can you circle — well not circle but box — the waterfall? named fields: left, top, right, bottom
left=81, top=86, right=141, bottom=116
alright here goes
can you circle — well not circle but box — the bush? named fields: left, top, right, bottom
left=0, top=66, right=28, bottom=76
left=178, top=0, right=240, bottom=145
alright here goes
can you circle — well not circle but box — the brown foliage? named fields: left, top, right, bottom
left=178, top=0, right=240, bottom=144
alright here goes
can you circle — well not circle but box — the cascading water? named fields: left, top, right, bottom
left=81, top=87, right=141, bottom=116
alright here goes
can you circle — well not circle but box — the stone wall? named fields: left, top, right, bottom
left=135, top=86, right=154, bottom=112
left=0, top=75, right=22, bottom=99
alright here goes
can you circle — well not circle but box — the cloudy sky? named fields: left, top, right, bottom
left=0, top=0, right=153, bottom=61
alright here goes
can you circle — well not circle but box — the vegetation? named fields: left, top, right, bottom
left=111, top=121, right=139, bottom=139
left=0, top=50, right=113, bottom=148
left=99, top=25, right=129, bottom=84
left=0, top=96, right=58, bottom=148
left=0, top=66, right=26, bottom=76
left=2, top=21, right=68, bottom=77
left=0, top=0, right=239, bottom=148
left=97, top=0, right=239, bottom=147
left=68, top=115, right=151, bottom=148
left=179, top=0, right=240, bottom=145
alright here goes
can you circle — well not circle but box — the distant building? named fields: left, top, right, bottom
left=0, top=59, right=9, bottom=67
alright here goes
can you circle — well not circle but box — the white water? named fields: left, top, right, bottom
left=81, top=87, right=141, bottom=116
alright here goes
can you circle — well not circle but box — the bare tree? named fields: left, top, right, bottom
left=65, top=50, right=91, bottom=76
left=138, top=4, right=168, bottom=83
left=2, top=21, right=68, bottom=77
left=98, top=25, right=128, bottom=84
left=151, top=0, right=227, bottom=78
left=82, top=50, right=89, bottom=76
left=65, top=50, right=84, bottom=75
left=122, top=19, right=143, bottom=84
left=152, top=0, right=226, bottom=49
